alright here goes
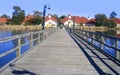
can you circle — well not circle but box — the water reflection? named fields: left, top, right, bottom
left=103, top=30, right=116, bottom=37
left=0, top=30, right=31, bottom=68
left=92, top=30, right=120, bottom=57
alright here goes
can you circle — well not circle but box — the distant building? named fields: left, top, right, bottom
left=110, top=18, right=120, bottom=28
left=45, top=14, right=57, bottom=27
left=61, top=15, right=88, bottom=27
left=23, top=14, right=34, bottom=22
left=0, top=18, right=10, bottom=25
left=86, top=18, right=96, bottom=26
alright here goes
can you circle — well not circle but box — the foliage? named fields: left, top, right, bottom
left=11, top=6, right=25, bottom=25
left=95, top=14, right=116, bottom=28
left=52, top=14, right=58, bottom=19
left=59, top=15, right=66, bottom=19
left=95, top=14, right=107, bottom=26
left=104, top=30, right=116, bottom=36
left=79, top=23, right=83, bottom=26
left=110, top=11, right=117, bottom=18
left=28, top=17, right=42, bottom=25
left=33, top=11, right=42, bottom=17
left=13, top=6, right=21, bottom=11
left=1, top=14, right=10, bottom=18
left=105, top=20, right=116, bottom=28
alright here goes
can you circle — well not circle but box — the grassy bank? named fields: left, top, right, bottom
left=0, top=25, right=111, bottom=32
left=75, top=26, right=108, bottom=32
left=0, top=25, right=42, bottom=31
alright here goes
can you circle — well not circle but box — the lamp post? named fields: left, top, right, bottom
left=73, top=16, right=75, bottom=30
left=42, top=4, right=51, bottom=30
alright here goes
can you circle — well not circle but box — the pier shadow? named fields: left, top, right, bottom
left=68, top=32, right=120, bottom=75
left=9, top=64, right=36, bottom=75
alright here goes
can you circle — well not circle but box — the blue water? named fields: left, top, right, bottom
left=0, top=30, right=12, bottom=38
left=0, top=30, right=31, bottom=68
left=88, top=38, right=120, bottom=57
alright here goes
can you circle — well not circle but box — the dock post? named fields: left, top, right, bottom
left=100, top=36, right=104, bottom=50
left=16, top=37, right=21, bottom=57
left=115, top=40, right=120, bottom=60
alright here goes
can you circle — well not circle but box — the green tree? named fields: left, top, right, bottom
left=26, top=11, right=42, bottom=25
left=11, top=6, right=25, bottom=25
left=13, top=6, right=21, bottom=11
left=52, top=14, right=58, bottom=19
left=33, top=11, right=42, bottom=17
left=1, top=14, right=10, bottom=18
left=105, top=19, right=116, bottom=28
left=28, top=18, right=42, bottom=25
left=80, top=22, right=83, bottom=26
left=59, top=15, right=66, bottom=19
left=95, top=14, right=107, bottom=26
left=110, top=11, right=117, bottom=18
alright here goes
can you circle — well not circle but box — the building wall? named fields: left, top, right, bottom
left=45, top=20, right=57, bottom=27
left=64, top=20, right=73, bottom=27
left=117, top=24, right=120, bottom=28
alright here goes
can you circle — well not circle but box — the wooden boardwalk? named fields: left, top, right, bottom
left=1, top=29, right=120, bottom=75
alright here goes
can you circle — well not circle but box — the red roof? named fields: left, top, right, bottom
left=61, top=16, right=88, bottom=24
left=0, top=18, right=10, bottom=24
left=74, top=16, right=88, bottom=24
left=23, top=15, right=34, bottom=22
left=45, top=16, right=57, bottom=22
left=87, top=18, right=96, bottom=23
left=110, top=18, right=120, bottom=24
left=61, top=17, right=69, bottom=23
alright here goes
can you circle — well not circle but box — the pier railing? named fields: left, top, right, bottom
left=69, top=29, right=120, bottom=64
left=0, top=28, right=57, bottom=71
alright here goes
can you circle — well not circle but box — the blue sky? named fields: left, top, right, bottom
left=0, top=0, right=120, bottom=18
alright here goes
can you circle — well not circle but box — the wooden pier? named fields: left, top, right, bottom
left=0, top=29, right=120, bottom=75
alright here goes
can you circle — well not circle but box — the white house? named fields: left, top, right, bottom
left=61, top=15, right=88, bottom=27
left=45, top=14, right=57, bottom=28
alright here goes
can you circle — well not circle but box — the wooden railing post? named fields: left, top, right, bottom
left=30, top=33, right=33, bottom=48
left=92, top=33, right=95, bottom=44
left=16, top=37, right=21, bottom=57
left=100, top=36, right=104, bottom=50
left=115, top=40, right=120, bottom=60
left=87, top=32, right=89, bottom=41
left=80, top=30, right=82, bottom=38
left=38, top=31, right=40, bottom=44
left=82, top=30, right=84, bottom=39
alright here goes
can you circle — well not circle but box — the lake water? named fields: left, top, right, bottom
left=0, top=30, right=31, bottom=68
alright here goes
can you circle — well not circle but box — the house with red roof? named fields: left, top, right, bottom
left=45, top=14, right=57, bottom=27
left=110, top=18, right=120, bottom=28
left=86, top=18, right=96, bottom=26
left=0, top=17, right=10, bottom=25
left=61, top=15, right=88, bottom=27
left=23, top=14, right=34, bottom=23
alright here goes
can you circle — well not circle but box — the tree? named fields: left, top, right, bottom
left=25, top=11, right=42, bottom=25
left=105, top=20, right=116, bottom=28
left=110, top=11, right=117, bottom=18
left=95, top=14, right=107, bottom=26
left=33, top=11, right=42, bottom=17
left=59, top=15, right=66, bottom=19
left=13, top=6, right=21, bottom=11
left=1, top=14, right=10, bottom=18
left=52, top=14, right=58, bottom=19
left=28, top=18, right=42, bottom=25
left=11, top=6, right=25, bottom=25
